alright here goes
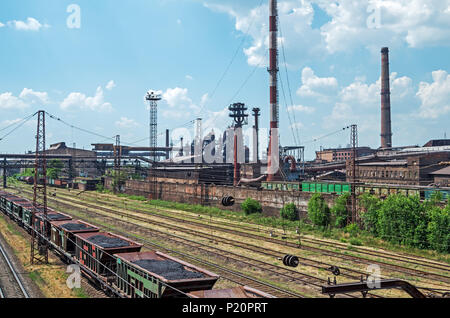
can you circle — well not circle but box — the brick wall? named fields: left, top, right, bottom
left=105, top=177, right=338, bottom=219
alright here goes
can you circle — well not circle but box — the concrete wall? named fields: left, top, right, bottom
left=105, top=177, right=338, bottom=219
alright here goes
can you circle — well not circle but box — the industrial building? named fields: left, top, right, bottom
left=315, top=147, right=375, bottom=163
left=346, top=152, right=450, bottom=186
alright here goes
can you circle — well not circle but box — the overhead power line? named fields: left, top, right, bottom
left=0, top=113, right=37, bottom=142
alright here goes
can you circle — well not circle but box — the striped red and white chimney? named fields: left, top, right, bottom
left=267, top=0, right=279, bottom=181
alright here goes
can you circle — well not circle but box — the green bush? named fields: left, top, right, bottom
left=359, top=193, right=382, bottom=236
left=307, top=193, right=330, bottom=227
left=377, top=194, right=424, bottom=247
left=95, top=183, right=105, bottom=192
left=331, top=193, right=350, bottom=228
left=280, top=203, right=298, bottom=221
left=427, top=205, right=450, bottom=253
left=349, top=238, right=363, bottom=246
left=241, top=198, right=262, bottom=215
left=344, top=223, right=360, bottom=237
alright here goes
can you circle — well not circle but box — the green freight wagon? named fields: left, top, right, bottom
left=342, top=184, right=350, bottom=194
left=115, top=251, right=219, bottom=298
left=425, top=189, right=449, bottom=201
left=302, top=183, right=310, bottom=192
left=328, top=183, right=336, bottom=193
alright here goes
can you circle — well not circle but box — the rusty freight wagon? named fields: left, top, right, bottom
left=114, top=251, right=219, bottom=298
left=34, top=210, right=72, bottom=239
left=75, top=232, right=142, bottom=281
left=188, top=286, right=276, bottom=298
left=50, top=219, right=99, bottom=255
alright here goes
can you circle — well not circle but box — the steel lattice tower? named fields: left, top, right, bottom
left=31, top=110, right=48, bottom=265
left=146, top=91, right=162, bottom=162
left=349, top=124, right=358, bottom=224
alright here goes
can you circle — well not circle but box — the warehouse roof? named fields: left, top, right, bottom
left=430, top=166, right=450, bottom=176
left=358, top=160, right=407, bottom=167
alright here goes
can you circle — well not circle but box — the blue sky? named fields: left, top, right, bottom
left=1, top=0, right=449, bottom=160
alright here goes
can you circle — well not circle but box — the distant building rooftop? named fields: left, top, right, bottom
left=430, top=166, right=450, bottom=176
left=424, top=139, right=450, bottom=147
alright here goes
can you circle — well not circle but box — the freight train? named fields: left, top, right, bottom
left=0, top=190, right=271, bottom=299
left=261, top=181, right=449, bottom=202
left=16, top=176, right=100, bottom=191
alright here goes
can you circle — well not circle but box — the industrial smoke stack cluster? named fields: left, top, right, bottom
left=380, top=47, right=392, bottom=149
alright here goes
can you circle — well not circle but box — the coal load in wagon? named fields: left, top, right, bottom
left=87, top=235, right=130, bottom=248
left=61, top=223, right=96, bottom=232
left=47, top=213, right=70, bottom=221
left=132, top=259, right=205, bottom=281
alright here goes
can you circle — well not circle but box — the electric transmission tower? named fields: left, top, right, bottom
left=30, top=110, right=48, bottom=265
left=350, top=124, right=358, bottom=224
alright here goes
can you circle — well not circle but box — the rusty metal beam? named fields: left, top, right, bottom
left=322, top=279, right=427, bottom=298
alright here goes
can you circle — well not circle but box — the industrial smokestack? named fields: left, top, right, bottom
left=267, top=0, right=279, bottom=181
left=165, top=129, right=170, bottom=160
left=252, top=108, right=260, bottom=163
left=381, top=47, right=392, bottom=149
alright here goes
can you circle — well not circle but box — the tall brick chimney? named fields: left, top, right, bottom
left=381, top=47, right=392, bottom=149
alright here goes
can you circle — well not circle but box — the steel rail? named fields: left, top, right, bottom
left=76, top=189, right=450, bottom=272
left=0, top=240, right=30, bottom=298
left=39, top=188, right=450, bottom=284
left=8, top=188, right=304, bottom=298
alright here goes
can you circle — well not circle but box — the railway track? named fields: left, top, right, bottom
left=69, top=189, right=450, bottom=274
left=32, top=188, right=450, bottom=286
left=15, top=186, right=450, bottom=297
left=0, top=238, right=29, bottom=298
left=10, top=188, right=311, bottom=298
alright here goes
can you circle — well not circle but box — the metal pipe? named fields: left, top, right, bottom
left=381, top=47, right=392, bottom=149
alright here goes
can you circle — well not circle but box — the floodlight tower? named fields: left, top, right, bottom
left=146, top=90, right=162, bottom=162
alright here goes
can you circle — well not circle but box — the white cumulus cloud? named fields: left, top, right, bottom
left=7, top=17, right=49, bottom=31
left=0, top=88, right=49, bottom=110
left=115, top=117, right=139, bottom=128
left=61, top=86, right=113, bottom=112
left=204, top=0, right=450, bottom=66
left=416, top=70, right=450, bottom=119
left=19, top=88, right=49, bottom=105
left=106, top=80, right=116, bottom=91
left=297, top=67, right=338, bottom=100
left=287, top=104, right=316, bottom=114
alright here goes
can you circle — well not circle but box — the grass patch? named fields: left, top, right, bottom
left=349, top=238, right=363, bottom=246
left=29, top=270, right=46, bottom=286
left=73, top=288, right=89, bottom=298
